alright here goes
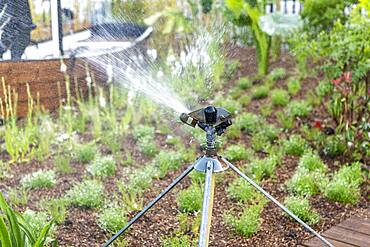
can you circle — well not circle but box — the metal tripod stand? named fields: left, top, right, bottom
left=103, top=106, right=333, bottom=247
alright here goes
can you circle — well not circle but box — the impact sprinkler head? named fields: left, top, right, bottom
left=180, top=105, right=232, bottom=136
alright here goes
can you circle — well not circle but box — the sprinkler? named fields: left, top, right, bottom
left=103, top=106, right=334, bottom=247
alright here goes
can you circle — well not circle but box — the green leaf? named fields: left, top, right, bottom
left=225, top=0, right=244, bottom=17
left=0, top=216, right=12, bottom=247
left=33, top=220, right=54, bottom=247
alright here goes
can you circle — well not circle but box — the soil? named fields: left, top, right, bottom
left=0, top=44, right=368, bottom=247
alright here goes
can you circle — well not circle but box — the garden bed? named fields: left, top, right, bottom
left=0, top=45, right=368, bottom=246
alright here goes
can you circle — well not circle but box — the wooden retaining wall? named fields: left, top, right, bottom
left=0, top=58, right=103, bottom=117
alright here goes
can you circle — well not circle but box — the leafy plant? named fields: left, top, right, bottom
left=0, top=192, right=55, bottom=247
left=315, top=80, right=333, bottom=98
left=132, top=125, right=155, bottom=140
left=238, top=77, right=253, bottom=90
left=282, top=135, right=308, bottom=156
left=249, top=156, right=278, bottom=181
left=270, top=89, right=290, bottom=106
left=8, top=187, right=28, bottom=206
left=251, top=132, right=270, bottom=152
left=87, top=156, right=117, bottom=177
left=323, top=135, right=346, bottom=158
left=286, top=100, right=312, bottom=117
left=125, top=166, right=154, bottom=194
left=38, top=198, right=68, bottom=225
left=224, top=203, right=264, bottom=237
left=324, top=162, right=363, bottom=204
left=23, top=210, right=56, bottom=240
left=283, top=196, right=320, bottom=225
left=268, top=68, right=286, bottom=82
left=66, top=180, right=104, bottom=208
left=153, top=151, right=183, bottom=178
left=20, top=170, right=56, bottom=189
left=161, top=234, right=193, bottom=247
left=286, top=168, right=327, bottom=196
left=287, top=77, right=301, bottom=96
left=54, top=154, right=73, bottom=174
left=98, top=202, right=128, bottom=233
left=235, top=113, right=262, bottom=134
left=276, top=111, right=294, bottom=129
left=74, top=142, right=97, bottom=163
left=223, top=144, right=251, bottom=161
left=298, top=152, right=327, bottom=172
left=226, top=177, right=259, bottom=203
left=252, top=85, right=269, bottom=99
left=176, top=182, right=203, bottom=213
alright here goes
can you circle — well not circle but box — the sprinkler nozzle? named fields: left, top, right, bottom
left=180, top=112, right=198, bottom=128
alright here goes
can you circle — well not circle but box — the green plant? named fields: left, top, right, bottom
left=153, top=151, right=183, bottom=178
left=324, top=162, right=363, bottom=204
left=276, top=111, right=295, bottom=129
left=259, top=102, right=273, bottom=117
left=268, top=68, right=286, bottom=81
left=87, top=156, right=116, bottom=177
left=239, top=95, right=252, bottom=106
left=126, top=166, right=154, bottom=194
left=287, top=77, right=301, bottom=95
left=323, top=135, right=346, bottom=158
left=38, top=198, right=68, bottom=225
left=252, top=85, right=269, bottom=99
left=132, top=125, right=155, bottom=140
left=161, top=234, right=193, bottom=247
left=249, top=156, right=278, bottom=181
left=286, top=169, right=327, bottom=196
left=298, top=152, right=327, bottom=172
left=235, top=113, right=262, bottom=134
left=286, top=100, right=312, bottom=117
left=270, top=89, right=290, bottom=106
left=20, top=170, right=56, bottom=189
left=282, top=135, right=308, bottom=156
left=238, top=77, right=252, bottom=90
left=283, top=196, right=320, bottom=225
left=224, top=203, right=264, bottom=237
left=226, top=0, right=271, bottom=75
left=98, top=202, right=128, bottom=233
left=261, top=124, right=280, bottom=141
left=230, top=87, right=243, bottom=99
left=315, top=80, right=333, bottom=98
left=251, top=132, right=270, bottom=152
left=54, top=154, right=73, bottom=174
left=0, top=192, right=55, bottom=247
left=223, top=144, right=251, bottom=161
left=74, top=142, right=97, bottom=163
left=176, top=182, right=203, bottom=213
left=8, top=187, right=28, bottom=206
left=22, top=209, right=56, bottom=240
left=226, top=177, right=258, bottom=203
left=66, top=180, right=104, bottom=208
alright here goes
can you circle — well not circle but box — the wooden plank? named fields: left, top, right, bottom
left=301, top=237, right=356, bottom=247
left=322, top=227, right=370, bottom=247
left=337, top=218, right=370, bottom=236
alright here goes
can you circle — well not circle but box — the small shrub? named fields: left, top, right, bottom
left=21, top=170, right=57, bottom=189
left=252, top=85, right=269, bottom=99
left=137, top=136, right=158, bottom=157
left=230, top=87, right=243, bottom=99
left=176, top=182, right=203, bottom=213
left=39, top=197, right=68, bottom=225
left=161, top=235, right=193, bottom=247
left=284, top=196, right=320, bottom=225
left=23, top=209, right=56, bottom=238
left=66, top=180, right=104, bottom=208
left=226, top=177, right=258, bottom=202
left=315, top=80, right=333, bottom=98
left=87, top=156, right=116, bottom=177
left=74, top=142, right=97, bottom=163
left=235, top=113, right=262, bottom=134
left=261, top=124, right=280, bottom=141
left=251, top=133, right=270, bottom=152
left=223, top=144, right=251, bottom=161
left=287, top=77, right=301, bottom=95
left=259, top=103, right=273, bottom=117
left=215, top=98, right=242, bottom=114
left=225, top=204, right=264, bottom=237
left=287, top=100, right=312, bottom=117
left=286, top=169, right=327, bottom=196
left=239, top=95, right=252, bottom=106
left=270, top=89, right=290, bottom=106
left=153, top=151, right=183, bottom=178
left=98, top=202, right=128, bottom=233
left=126, top=166, right=154, bottom=194
left=54, top=154, right=73, bottom=174
left=298, top=152, right=327, bottom=172
left=238, top=77, right=252, bottom=90
left=249, top=156, right=278, bottom=181
left=323, top=135, right=346, bottom=158
left=277, top=111, right=295, bottom=129
left=268, top=68, right=286, bottom=81
left=324, top=162, right=363, bottom=204
left=132, top=125, right=155, bottom=140
left=225, top=124, right=242, bottom=139
left=283, top=135, right=307, bottom=156
left=8, top=187, right=28, bottom=206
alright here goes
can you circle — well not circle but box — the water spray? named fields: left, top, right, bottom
left=103, top=106, right=334, bottom=247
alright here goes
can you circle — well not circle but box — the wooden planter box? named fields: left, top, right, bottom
left=0, top=58, right=101, bottom=117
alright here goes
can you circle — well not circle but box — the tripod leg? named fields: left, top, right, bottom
left=199, top=161, right=215, bottom=247
left=222, top=158, right=334, bottom=247
left=103, top=164, right=195, bottom=247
